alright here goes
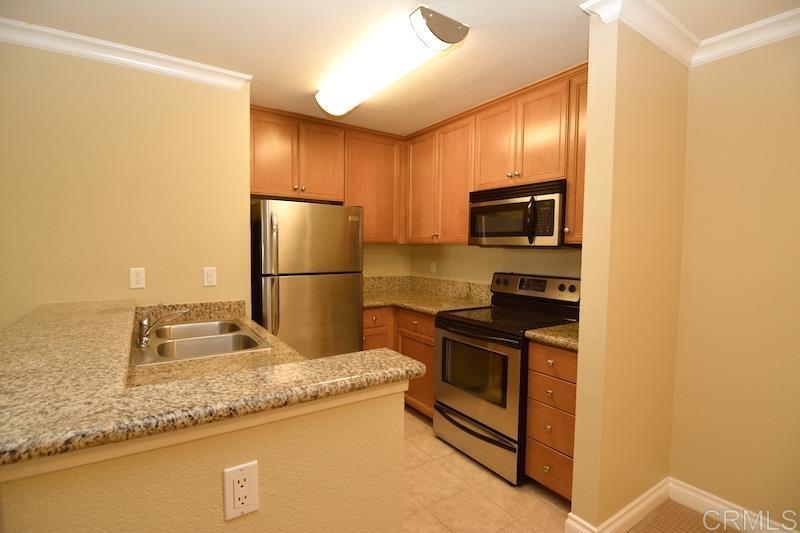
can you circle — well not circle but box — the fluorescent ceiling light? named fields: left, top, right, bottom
left=315, top=6, right=468, bottom=116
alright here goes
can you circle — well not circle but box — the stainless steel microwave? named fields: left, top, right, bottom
left=468, top=180, right=566, bottom=247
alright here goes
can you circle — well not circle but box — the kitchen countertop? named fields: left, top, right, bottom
left=363, top=292, right=487, bottom=316
left=0, top=300, right=424, bottom=467
left=525, top=322, right=579, bottom=352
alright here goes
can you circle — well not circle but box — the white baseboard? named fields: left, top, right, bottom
left=565, top=477, right=798, bottom=533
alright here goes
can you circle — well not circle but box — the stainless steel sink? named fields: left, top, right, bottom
left=132, top=318, right=270, bottom=367
left=155, top=320, right=240, bottom=340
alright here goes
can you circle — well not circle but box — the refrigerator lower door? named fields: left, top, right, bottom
left=262, top=273, right=362, bottom=358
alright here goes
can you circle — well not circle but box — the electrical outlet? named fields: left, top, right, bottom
left=203, top=266, right=217, bottom=287
left=223, top=461, right=258, bottom=521
left=129, top=267, right=145, bottom=289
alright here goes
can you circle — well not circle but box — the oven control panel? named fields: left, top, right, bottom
left=491, top=273, right=580, bottom=302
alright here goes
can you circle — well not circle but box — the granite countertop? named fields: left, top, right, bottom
left=363, top=292, right=487, bottom=315
left=525, top=322, right=579, bottom=352
left=0, top=301, right=424, bottom=467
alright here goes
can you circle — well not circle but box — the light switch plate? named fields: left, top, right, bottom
left=223, top=461, right=259, bottom=521
left=129, top=267, right=145, bottom=289
left=203, top=267, right=217, bottom=287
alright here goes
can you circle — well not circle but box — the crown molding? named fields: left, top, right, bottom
left=0, top=17, right=252, bottom=90
left=580, top=0, right=800, bottom=68
left=692, top=6, right=800, bottom=66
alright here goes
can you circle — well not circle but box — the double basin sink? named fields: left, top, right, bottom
left=132, top=319, right=271, bottom=367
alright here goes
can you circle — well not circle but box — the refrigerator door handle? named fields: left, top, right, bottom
left=270, top=212, right=279, bottom=275
left=270, top=277, right=280, bottom=335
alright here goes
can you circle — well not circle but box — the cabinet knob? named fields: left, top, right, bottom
left=434, top=233, right=439, bottom=238
left=546, top=359, right=555, bottom=367
left=544, top=424, right=552, bottom=432
left=564, top=227, right=571, bottom=234
left=293, top=185, right=299, bottom=191
left=430, top=233, right=435, bottom=237
left=513, top=171, right=520, bottom=176
left=412, top=320, right=418, bottom=326
left=506, top=172, right=513, bottom=178
left=300, top=185, right=306, bottom=192
left=543, top=465, right=551, bottom=473
left=545, top=389, right=553, bottom=397
left=362, top=336, right=366, bottom=341
left=371, top=316, right=377, bottom=322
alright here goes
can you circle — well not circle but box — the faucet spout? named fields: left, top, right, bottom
left=137, top=307, right=189, bottom=349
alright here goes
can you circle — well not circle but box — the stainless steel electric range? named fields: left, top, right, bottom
left=433, top=272, right=580, bottom=484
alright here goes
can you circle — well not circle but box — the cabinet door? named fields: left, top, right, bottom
left=516, top=79, right=569, bottom=184
left=436, top=116, right=474, bottom=243
left=345, top=132, right=402, bottom=243
left=565, top=71, right=587, bottom=244
left=363, top=326, right=389, bottom=350
left=397, top=330, right=434, bottom=418
left=298, top=121, right=345, bottom=201
left=251, top=112, right=299, bottom=197
left=407, top=132, right=437, bottom=243
left=473, top=100, right=517, bottom=191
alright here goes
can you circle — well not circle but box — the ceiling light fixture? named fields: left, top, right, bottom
left=314, top=5, right=469, bottom=116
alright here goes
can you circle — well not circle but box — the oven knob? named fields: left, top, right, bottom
left=569, top=285, right=577, bottom=293
left=558, top=284, right=566, bottom=292
left=503, top=279, right=509, bottom=286
left=495, top=278, right=501, bottom=285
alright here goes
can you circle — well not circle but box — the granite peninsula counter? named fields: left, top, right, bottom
left=0, top=300, right=424, bottom=468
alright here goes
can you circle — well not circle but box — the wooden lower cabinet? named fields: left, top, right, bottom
left=361, top=308, right=434, bottom=418
left=526, top=342, right=578, bottom=499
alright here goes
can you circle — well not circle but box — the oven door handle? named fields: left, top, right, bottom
left=526, top=197, right=537, bottom=245
left=435, top=404, right=517, bottom=452
left=441, top=325, right=520, bottom=347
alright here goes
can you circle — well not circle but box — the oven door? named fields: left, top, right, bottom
left=468, top=192, right=562, bottom=247
left=434, top=328, right=521, bottom=439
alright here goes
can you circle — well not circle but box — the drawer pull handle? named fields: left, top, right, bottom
left=546, top=359, right=555, bottom=367
left=544, top=424, right=552, bottom=432
left=545, top=389, right=553, bottom=397
left=543, top=465, right=551, bottom=473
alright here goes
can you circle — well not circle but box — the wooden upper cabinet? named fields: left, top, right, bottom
left=436, top=116, right=474, bottom=243
left=298, top=122, right=345, bottom=201
left=473, top=100, right=517, bottom=191
left=516, top=80, right=569, bottom=184
left=407, top=132, right=437, bottom=243
left=344, top=131, right=403, bottom=243
left=251, top=112, right=298, bottom=197
left=565, top=71, right=587, bottom=244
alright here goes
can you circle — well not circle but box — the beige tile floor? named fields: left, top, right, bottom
left=402, top=408, right=570, bottom=533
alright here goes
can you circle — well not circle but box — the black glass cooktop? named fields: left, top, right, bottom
left=437, top=305, right=574, bottom=338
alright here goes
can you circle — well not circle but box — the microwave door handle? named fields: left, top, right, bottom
left=527, top=197, right=537, bottom=245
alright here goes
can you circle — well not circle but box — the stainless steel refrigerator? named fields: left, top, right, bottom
left=251, top=200, right=363, bottom=358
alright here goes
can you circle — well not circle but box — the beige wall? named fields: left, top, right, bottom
left=363, top=244, right=582, bottom=282
left=572, top=20, right=688, bottom=524
left=671, top=36, right=800, bottom=521
left=0, top=392, right=404, bottom=532
left=0, top=43, right=251, bottom=329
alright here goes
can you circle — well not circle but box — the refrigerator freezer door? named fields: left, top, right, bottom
left=259, top=200, right=362, bottom=275
left=262, top=273, right=362, bottom=358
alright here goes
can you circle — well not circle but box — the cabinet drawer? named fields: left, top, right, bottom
left=525, top=439, right=573, bottom=500
left=396, top=310, right=435, bottom=338
left=363, top=307, right=394, bottom=329
left=529, top=343, right=577, bottom=383
left=528, top=371, right=576, bottom=414
left=527, top=399, right=575, bottom=456
left=363, top=326, right=389, bottom=350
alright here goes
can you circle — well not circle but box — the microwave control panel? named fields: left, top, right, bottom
left=491, top=273, right=580, bottom=303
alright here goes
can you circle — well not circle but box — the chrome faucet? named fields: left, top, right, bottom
left=137, top=305, right=189, bottom=348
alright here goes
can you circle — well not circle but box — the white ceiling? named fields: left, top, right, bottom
left=658, top=0, right=800, bottom=40
left=0, top=0, right=589, bottom=135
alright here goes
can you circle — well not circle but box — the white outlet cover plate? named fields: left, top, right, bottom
left=223, top=460, right=259, bottom=521
left=203, top=266, right=217, bottom=287
left=129, top=267, right=145, bottom=289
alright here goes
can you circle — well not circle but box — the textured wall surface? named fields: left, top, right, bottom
left=0, top=43, right=251, bottom=328
left=671, top=36, right=800, bottom=522
left=0, top=393, right=404, bottom=532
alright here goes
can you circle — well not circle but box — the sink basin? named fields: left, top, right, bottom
left=132, top=318, right=270, bottom=367
left=155, top=320, right=240, bottom=340
left=157, top=333, right=259, bottom=358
